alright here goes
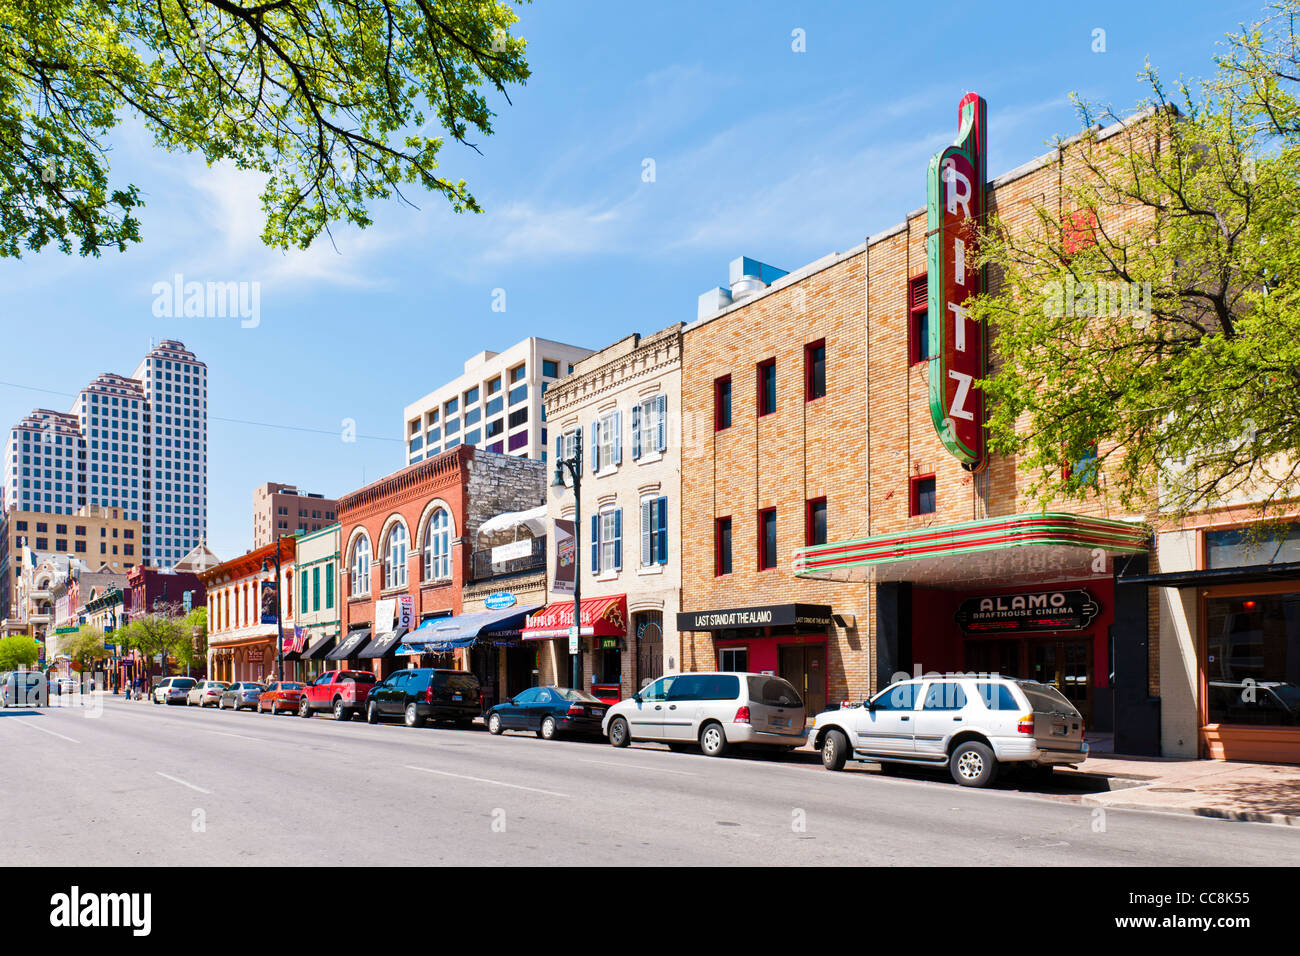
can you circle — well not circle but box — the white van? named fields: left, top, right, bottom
left=602, top=671, right=807, bottom=757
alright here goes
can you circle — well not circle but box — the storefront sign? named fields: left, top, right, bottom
left=927, top=92, right=988, bottom=472
left=375, top=598, right=396, bottom=636
left=397, top=594, right=414, bottom=631
left=553, top=519, right=576, bottom=595
left=676, top=603, right=834, bottom=632
left=485, top=591, right=517, bottom=610
left=247, top=647, right=265, bottom=662
left=260, top=579, right=278, bottom=624
left=954, top=589, right=1100, bottom=633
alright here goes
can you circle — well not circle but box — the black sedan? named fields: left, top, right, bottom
left=219, top=681, right=266, bottom=711
left=486, top=686, right=608, bottom=740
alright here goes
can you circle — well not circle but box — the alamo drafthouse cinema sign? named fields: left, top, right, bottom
left=954, top=590, right=1100, bottom=634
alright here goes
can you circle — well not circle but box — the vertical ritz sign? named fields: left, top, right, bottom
left=926, top=92, right=987, bottom=471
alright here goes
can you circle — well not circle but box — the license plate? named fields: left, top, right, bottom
left=769, top=718, right=790, bottom=728
left=1052, top=724, right=1067, bottom=736
left=592, top=708, right=605, bottom=717
left=452, top=694, right=462, bottom=701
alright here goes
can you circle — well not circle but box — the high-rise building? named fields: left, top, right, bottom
left=252, top=482, right=338, bottom=548
left=401, top=337, right=593, bottom=466
left=2, top=339, right=207, bottom=570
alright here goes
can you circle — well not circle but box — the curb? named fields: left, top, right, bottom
left=1081, top=793, right=1300, bottom=827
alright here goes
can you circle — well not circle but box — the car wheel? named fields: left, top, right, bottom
left=366, top=701, right=379, bottom=725
left=299, top=699, right=311, bottom=718
left=404, top=703, right=424, bottom=728
left=332, top=699, right=347, bottom=721
left=488, top=713, right=503, bottom=735
left=821, top=729, right=848, bottom=771
left=219, top=698, right=226, bottom=710
left=539, top=716, right=557, bottom=740
left=608, top=716, right=630, bottom=748
left=949, top=741, right=998, bottom=788
left=699, top=721, right=728, bottom=758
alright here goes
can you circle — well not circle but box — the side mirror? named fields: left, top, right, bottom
left=864, top=699, right=877, bottom=711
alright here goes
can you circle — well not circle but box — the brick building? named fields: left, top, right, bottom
left=202, top=538, right=296, bottom=684
left=679, top=101, right=1160, bottom=753
left=334, top=446, right=546, bottom=687
left=253, top=482, right=338, bottom=549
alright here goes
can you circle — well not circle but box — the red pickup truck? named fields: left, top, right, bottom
left=297, top=670, right=378, bottom=721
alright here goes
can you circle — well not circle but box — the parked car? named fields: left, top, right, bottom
left=297, top=669, right=377, bottom=720
left=152, top=676, right=197, bottom=705
left=219, top=682, right=266, bottom=711
left=486, top=686, right=608, bottom=739
left=364, top=669, right=481, bottom=728
left=602, top=672, right=808, bottom=757
left=809, top=675, right=1088, bottom=787
left=258, top=682, right=305, bottom=715
left=187, top=680, right=230, bottom=707
left=1, top=671, right=46, bottom=708
left=55, top=676, right=79, bottom=695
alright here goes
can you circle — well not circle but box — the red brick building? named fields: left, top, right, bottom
left=335, top=446, right=546, bottom=690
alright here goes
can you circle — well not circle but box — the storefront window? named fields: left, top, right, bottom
left=1205, top=592, right=1300, bottom=726
left=719, top=646, right=748, bottom=672
left=1206, top=524, right=1300, bottom=568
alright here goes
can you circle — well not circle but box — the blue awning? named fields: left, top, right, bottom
left=405, top=606, right=543, bottom=653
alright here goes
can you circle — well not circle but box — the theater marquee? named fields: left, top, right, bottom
left=927, top=92, right=987, bottom=471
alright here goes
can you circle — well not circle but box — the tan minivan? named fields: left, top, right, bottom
left=602, top=671, right=808, bottom=757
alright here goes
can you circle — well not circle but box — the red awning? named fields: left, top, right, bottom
left=522, top=595, right=628, bottom=640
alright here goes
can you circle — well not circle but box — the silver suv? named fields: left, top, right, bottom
left=603, top=671, right=808, bottom=757
left=809, top=675, right=1087, bottom=787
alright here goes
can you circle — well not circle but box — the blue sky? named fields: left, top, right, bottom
left=0, top=0, right=1266, bottom=562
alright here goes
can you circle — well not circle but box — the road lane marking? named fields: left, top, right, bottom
left=575, top=758, right=697, bottom=776
left=205, top=730, right=266, bottom=743
left=5, top=717, right=79, bottom=743
left=155, top=772, right=211, bottom=794
left=405, top=765, right=568, bottom=798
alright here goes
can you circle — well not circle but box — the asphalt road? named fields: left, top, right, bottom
left=3, top=695, right=1297, bottom=866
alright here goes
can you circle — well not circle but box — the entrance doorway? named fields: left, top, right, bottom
left=634, top=613, right=663, bottom=689
left=778, top=643, right=827, bottom=716
left=966, top=637, right=1093, bottom=723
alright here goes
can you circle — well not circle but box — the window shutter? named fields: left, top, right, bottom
left=656, top=497, right=668, bottom=565
left=631, top=405, right=642, bottom=460
left=613, top=508, right=623, bottom=570
left=591, top=422, right=600, bottom=472
left=591, top=514, right=599, bottom=570
left=641, top=499, right=652, bottom=567
left=613, top=411, right=622, bottom=465
left=656, top=395, right=668, bottom=451
left=325, top=565, right=334, bottom=609
left=554, top=433, right=562, bottom=462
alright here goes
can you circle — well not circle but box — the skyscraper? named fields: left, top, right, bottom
left=2, top=339, right=207, bottom=569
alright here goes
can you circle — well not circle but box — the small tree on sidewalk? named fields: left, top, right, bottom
left=0, top=635, right=39, bottom=670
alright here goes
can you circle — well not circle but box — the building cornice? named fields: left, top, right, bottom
left=546, top=331, right=681, bottom=419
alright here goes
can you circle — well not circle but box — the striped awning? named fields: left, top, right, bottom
left=794, top=512, right=1148, bottom=588
left=522, top=595, right=628, bottom=640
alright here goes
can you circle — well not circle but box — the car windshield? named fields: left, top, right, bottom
left=556, top=688, right=602, bottom=703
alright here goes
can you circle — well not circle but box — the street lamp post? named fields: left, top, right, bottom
left=261, top=538, right=284, bottom=683
left=553, top=431, right=584, bottom=692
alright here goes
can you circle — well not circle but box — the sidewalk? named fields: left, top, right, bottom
left=1059, top=753, right=1300, bottom=826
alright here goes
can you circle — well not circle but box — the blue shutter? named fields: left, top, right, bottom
left=631, top=405, right=642, bottom=460
left=591, top=514, right=599, bottom=570
left=613, top=508, right=623, bottom=570
left=656, top=395, right=668, bottom=452
left=641, top=499, right=652, bottom=567
left=656, top=496, right=668, bottom=565
left=613, top=411, right=622, bottom=465
left=591, top=421, right=600, bottom=472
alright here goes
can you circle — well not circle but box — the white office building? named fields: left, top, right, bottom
left=3, top=339, right=207, bottom=569
left=402, top=337, right=592, bottom=466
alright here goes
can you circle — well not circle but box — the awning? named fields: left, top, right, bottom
left=1116, top=561, right=1300, bottom=589
left=794, top=512, right=1149, bottom=589
left=325, top=627, right=372, bottom=661
left=405, top=605, right=544, bottom=653
left=476, top=505, right=548, bottom=539
left=359, top=626, right=407, bottom=659
left=522, top=595, right=628, bottom=640
left=303, top=634, right=337, bottom=660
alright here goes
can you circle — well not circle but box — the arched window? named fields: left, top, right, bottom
left=351, top=534, right=371, bottom=596
left=385, top=524, right=408, bottom=589
left=424, top=509, right=450, bottom=581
